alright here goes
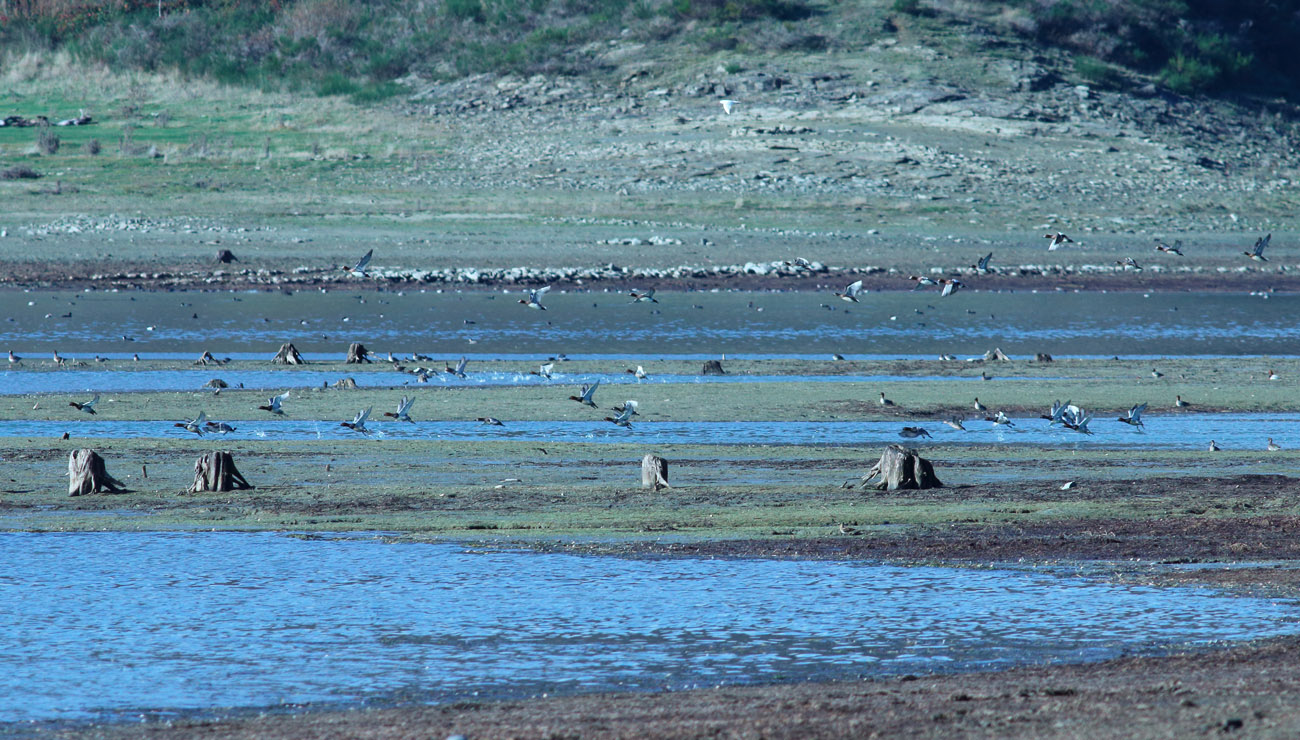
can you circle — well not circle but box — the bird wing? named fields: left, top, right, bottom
left=398, top=396, right=413, bottom=415
left=941, top=281, right=955, bottom=297
left=978, top=252, right=992, bottom=269
left=354, top=249, right=373, bottom=271
left=354, top=407, right=371, bottom=425
left=624, top=400, right=639, bottom=414
left=846, top=280, right=863, bottom=296
left=533, top=285, right=552, bottom=301
left=615, top=406, right=634, bottom=423
left=1130, top=402, right=1147, bottom=421
left=195, top=411, right=207, bottom=426
left=1255, top=234, right=1271, bottom=256
left=583, top=379, right=600, bottom=401
left=456, top=357, right=467, bottom=373
left=85, top=394, right=100, bottom=408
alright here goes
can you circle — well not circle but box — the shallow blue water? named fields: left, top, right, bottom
left=3, top=414, right=1297, bottom=449
left=0, top=532, right=1295, bottom=726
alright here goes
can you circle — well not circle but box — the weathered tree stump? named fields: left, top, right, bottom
left=272, top=342, right=305, bottom=365
left=333, top=377, right=359, bottom=390
left=188, top=451, right=253, bottom=493
left=1035, top=353, right=1054, bottom=363
left=68, top=449, right=126, bottom=496
left=859, top=445, right=942, bottom=491
left=345, top=343, right=372, bottom=364
left=203, top=378, right=229, bottom=389
left=983, top=347, right=1012, bottom=362
left=702, top=360, right=726, bottom=375
left=216, top=249, right=238, bottom=263
left=194, top=350, right=221, bottom=366
left=641, top=454, right=670, bottom=490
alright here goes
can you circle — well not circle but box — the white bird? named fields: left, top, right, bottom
left=446, top=357, right=468, bottom=378
left=531, top=362, right=555, bottom=380
left=1044, top=232, right=1074, bottom=250
left=834, top=280, right=864, bottom=303
left=383, top=395, right=415, bottom=422
left=258, top=391, right=290, bottom=414
left=519, top=285, right=551, bottom=310
left=342, top=248, right=373, bottom=277
left=987, top=410, right=1015, bottom=427
left=570, top=380, right=600, bottom=407
left=174, top=411, right=207, bottom=436
left=69, top=393, right=99, bottom=414
left=341, top=406, right=372, bottom=434
left=719, top=99, right=737, bottom=115
left=627, top=365, right=648, bottom=380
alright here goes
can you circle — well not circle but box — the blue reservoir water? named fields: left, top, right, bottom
left=0, top=532, right=1296, bottom=726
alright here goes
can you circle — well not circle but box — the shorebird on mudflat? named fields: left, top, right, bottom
left=69, top=393, right=99, bottom=415
left=878, top=392, right=895, bottom=407
left=519, top=286, right=551, bottom=310
left=1175, top=395, right=1190, bottom=408
left=834, top=280, right=864, bottom=303
left=1044, top=232, right=1074, bottom=250
left=1245, top=234, right=1271, bottom=262
left=341, top=248, right=373, bottom=277
left=383, top=395, right=415, bottom=422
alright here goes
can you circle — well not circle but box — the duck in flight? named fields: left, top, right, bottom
left=1045, top=232, right=1074, bottom=250
left=175, top=411, right=207, bottom=436
left=785, top=257, right=814, bottom=271
left=943, top=418, right=966, bottom=431
left=570, top=380, right=600, bottom=407
left=627, top=365, right=648, bottom=380
left=629, top=288, right=658, bottom=304
left=519, top=286, right=551, bottom=310
left=342, top=248, right=373, bottom=277
left=972, top=252, right=993, bottom=274
left=69, top=393, right=99, bottom=414
left=908, top=275, right=940, bottom=291
left=340, top=407, right=372, bottom=434
left=987, top=410, right=1015, bottom=427
left=204, top=420, right=237, bottom=434
left=446, top=357, right=468, bottom=378
left=1116, top=402, right=1147, bottom=429
left=1245, top=234, right=1271, bottom=262
left=899, top=426, right=931, bottom=438
left=939, top=278, right=963, bottom=297
left=1154, top=239, right=1184, bottom=256
left=1116, top=257, right=1143, bottom=271
left=834, top=280, right=864, bottom=303
left=258, top=391, right=290, bottom=415
left=531, top=362, right=555, bottom=380
left=605, top=405, right=635, bottom=428
left=383, top=395, right=415, bottom=422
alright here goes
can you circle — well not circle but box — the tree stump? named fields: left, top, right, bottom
left=1035, top=353, right=1054, bottom=363
left=641, top=454, right=670, bottom=490
left=702, top=360, right=726, bottom=375
left=272, top=342, right=305, bottom=365
left=203, top=378, right=229, bottom=389
left=68, top=449, right=126, bottom=496
left=194, top=350, right=221, bottom=366
left=859, top=445, right=942, bottom=491
left=216, top=249, right=238, bottom=263
left=345, top=343, right=372, bottom=364
left=333, top=377, right=359, bottom=390
left=983, top=347, right=1012, bottom=362
left=188, top=451, right=253, bottom=493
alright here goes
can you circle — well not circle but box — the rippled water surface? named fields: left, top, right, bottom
left=4, top=414, right=1296, bottom=449
left=0, top=289, right=1291, bottom=357
left=1, top=532, right=1297, bottom=726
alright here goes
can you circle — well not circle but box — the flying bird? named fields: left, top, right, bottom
left=629, top=288, right=658, bottom=303
left=834, top=280, right=864, bottom=303
left=719, top=99, right=737, bottom=115
left=899, top=426, right=932, bottom=438
left=605, top=405, right=635, bottom=427
left=1116, top=257, right=1143, bottom=271
left=570, top=380, right=600, bottom=407
left=204, top=420, right=237, bottom=434
left=446, top=356, right=468, bottom=378
left=1154, top=239, right=1184, bottom=256
left=1116, top=402, right=1147, bottom=428
left=69, top=393, right=99, bottom=415
left=258, top=391, right=290, bottom=415
left=519, top=286, right=551, bottom=310
left=972, top=252, right=993, bottom=274
left=342, top=248, right=374, bottom=277
left=939, top=278, right=964, bottom=297
left=383, top=395, right=415, bottom=422
left=531, top=362, right=555, bottom=380
left=340, top=406, right=372, bottom=434
left=174, top=411, right=207, bottom=436
left=1245, top=234, right=1271, bottom=262
left=785, top=257, right=814, bottom=271
left=987, top=411, right=1015, bottom=427
left=1044, top=232, right=1074, bottom=250
left=627, top=365, right=648, bottom=380
left=909, top=275, right=940, bottom=291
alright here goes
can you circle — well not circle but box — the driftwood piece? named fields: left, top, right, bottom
left=68, top=449, right=126, bottom=496
left=333, top=377, right=359, bottom=390
left=194, top=350, right=222, bottom=366
left=216, top=249, right=238, bottom=263
left=345, top=343, right=372, bottom=364
left=641, top=454, right=670, bottom=490
left=702, top=360, right=726, bottom=375
left=188, top=451, right=253, bottom=493
left=272, top=342, right=305, bottom=365
left=983, top=347, right=1012, bottom=362
left=859, top=445, right=942, bottom=491
left=1035, top=353, right=1054, bottom=363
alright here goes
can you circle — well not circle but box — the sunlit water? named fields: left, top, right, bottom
left=3, top=414, right=1295, bottom=449
left=1, top=532, right=1296, bottom=727
left=0, top=290, right=1291, bottom=357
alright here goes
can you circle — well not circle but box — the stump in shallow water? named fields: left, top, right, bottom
left=859, top=445, right=942, bottom=491
left=641, top=454, right=670, bottom=490
left=272, top=342, right=305, bottom=365
left=68, top=449, right=126, bottom=496
left=333, top=377, right=359, bottom=390
left=345, top=343, right=372, bottom=364
left=188, top=451, right=253, bottom=493
left=194, top=350, right=222, bottom=366
left=983, top=347, right=1012, bottom=362
left=216, top=249, right=238, bottom=264
left=1035, top=352, right=1053, bottom=363
left=702, top=360, right=726, bottom=375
